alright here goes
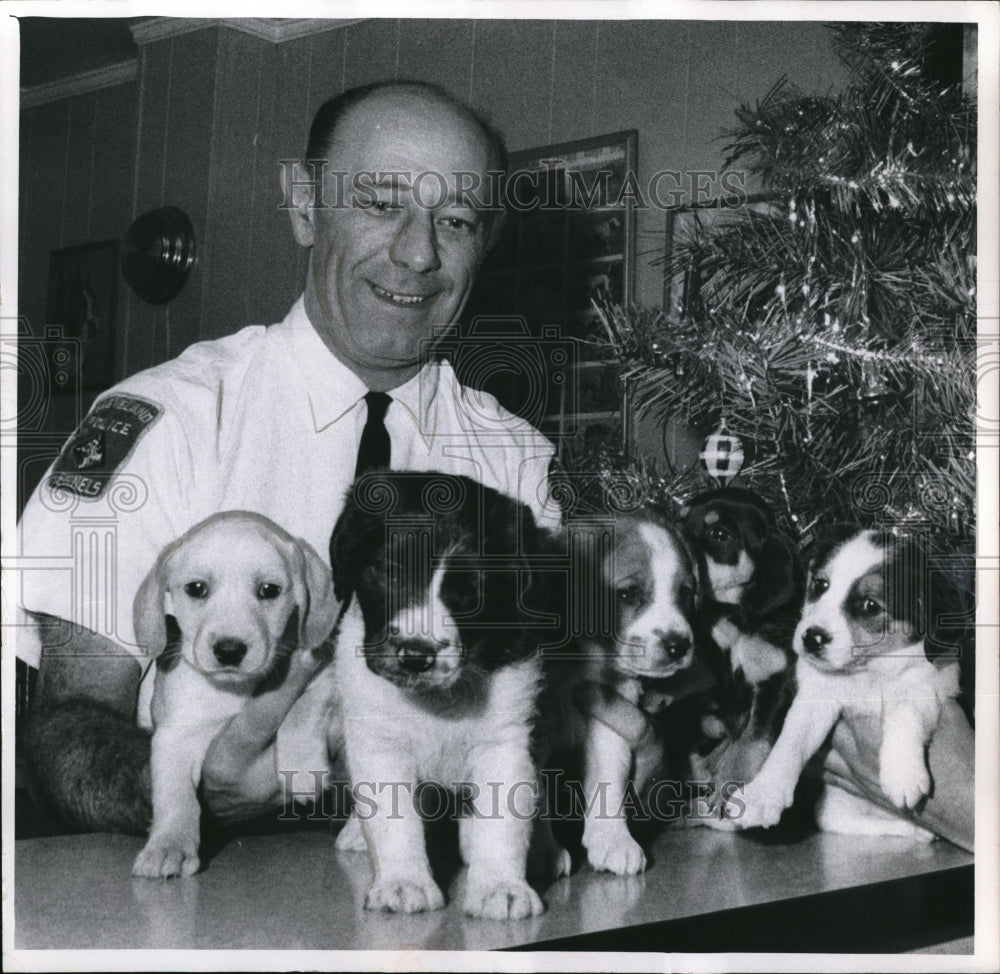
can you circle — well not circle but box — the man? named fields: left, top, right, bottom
left=18, top=80, right=558, bottom=833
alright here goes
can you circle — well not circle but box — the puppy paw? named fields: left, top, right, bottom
left=334, top=815, right=367, bottom=852
left=364, top=878, right=445, bottom=914
left=584, top=830, right=647, bottom=875
left=731, top=775, right=793, bottom=830
left=711, top=619, right=740, bottom=649
left=547, top=845, right=573, bottom=880
left=880, top=754, right=931, bottom=809
left=464, top=879, right=544, bottom=920
left=132, top=835, right=200, bottom=878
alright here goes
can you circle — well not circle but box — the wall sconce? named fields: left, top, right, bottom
left=121, top=206, right=197, bottom=305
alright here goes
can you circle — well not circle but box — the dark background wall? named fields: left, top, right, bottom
left=16, top=17, right=849, bottom=504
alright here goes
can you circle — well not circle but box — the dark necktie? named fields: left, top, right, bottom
left=354, top=391, right=392, bottom=477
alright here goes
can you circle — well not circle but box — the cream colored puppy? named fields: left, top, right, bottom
left=131, top=511, right=339, bottom=878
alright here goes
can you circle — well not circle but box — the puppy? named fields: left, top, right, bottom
left=541, top=512, right=706, bottom=875
left=330, top=471, right=559, bottom=920
left=727, top=524, right=963, bottom=838
left=131, top=511, right=339, bottom=878
left=680, top=488, right=803, bottom=789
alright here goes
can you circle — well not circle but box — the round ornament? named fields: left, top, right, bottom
left=700, top=423, right=745, bottom=485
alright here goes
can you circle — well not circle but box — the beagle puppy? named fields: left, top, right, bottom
left=541, top=513, right=708, bottom=875
left=131, top=511, right=339, bottom=878
left=680, top=488, right=804, bottom=789
left=727, top=524, right=963, bottom=837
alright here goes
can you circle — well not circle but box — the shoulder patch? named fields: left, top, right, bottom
left=47, top=394, right=163, bottom=499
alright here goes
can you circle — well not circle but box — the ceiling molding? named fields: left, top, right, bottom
left=21, top=60, right=138, bottom=110
left=130, top=17, right=363, bottom=46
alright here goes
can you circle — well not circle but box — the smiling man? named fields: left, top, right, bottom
left=18, top=81, right=558, bottom=834
left=291, top=84, right=503, bottom=392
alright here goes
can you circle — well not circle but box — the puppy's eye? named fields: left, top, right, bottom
left=679, top=582, right=697, bottom=611
left=809, top=577, right=829, bottom=599
left=860, top=597, right=881, bottom=615
left=184, top=581, right=208, bottom=599
left=707, top=525, right=730, bottom=544
left=617, top=584, right=642, bottom=606
left=257, top=583, right=282, bottom=601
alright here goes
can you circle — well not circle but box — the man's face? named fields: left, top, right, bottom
left=291, top=90, right=497, bottom=389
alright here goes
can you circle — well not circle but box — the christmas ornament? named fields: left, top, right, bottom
left=857, top=357, right=891, bottom=404
left=700, top=422, right=745, bottom=486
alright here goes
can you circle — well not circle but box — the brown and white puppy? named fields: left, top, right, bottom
left=131, top=511, right=339, bottom=878
left=542, top=513, right=706, bottom=875
left=727, top=524, right=963, bottom=837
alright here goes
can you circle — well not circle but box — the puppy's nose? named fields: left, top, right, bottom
left=660, top=633, right=692, bottom=661
left=396, top=639, right=436, bottom=673
left=213, top=638, right=248, bottom=666
left=802, top=627, right=831, bottom=655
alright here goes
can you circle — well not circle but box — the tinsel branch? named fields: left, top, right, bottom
left=584, top=23, right=976, bottom=547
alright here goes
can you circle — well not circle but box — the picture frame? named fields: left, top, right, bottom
left=45, top=240, right=119, bottom=392
left=660, top=193, right=782, bottom=316
left=459, top=130, right=638, bottom=455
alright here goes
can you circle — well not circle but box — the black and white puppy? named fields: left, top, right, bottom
left=541, top=513, right=705, bottom=875
left=680, top=488, right=804, bottom=787
left=330, top=471, right=560, bottom=920
left=729, top=524, right=963, bottom=837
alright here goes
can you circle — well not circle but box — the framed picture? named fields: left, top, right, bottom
left=46, top=240, right=119, bottom=392
left=459, top=130, right=638, bottom=454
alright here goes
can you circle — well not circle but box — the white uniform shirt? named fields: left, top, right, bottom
left=17, top=297, right=559, bottom=726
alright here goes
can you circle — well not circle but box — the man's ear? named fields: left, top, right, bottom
left=482, top=206, right=507, bottom=257
left=285, top=161, right=318, bottom=248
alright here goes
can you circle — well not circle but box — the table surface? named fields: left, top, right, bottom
left=14, top=824, right=974, bottom=953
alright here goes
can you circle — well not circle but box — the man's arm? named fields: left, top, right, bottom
left=23, top=613, right=152, bottom=834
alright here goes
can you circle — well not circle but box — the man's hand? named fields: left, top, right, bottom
left=820, top=697, right=975, bottom=853
left=200, top=643, right=331, bottom=822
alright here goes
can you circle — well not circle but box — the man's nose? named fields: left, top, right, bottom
left=389, top=210, right=441, bottom=273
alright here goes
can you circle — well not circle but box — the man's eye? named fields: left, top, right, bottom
left=809, top=577, right=829, bottom=598
left=438, top=215, right=475, bottom=233
left=184, top=581, right=208, bottom=599
left=363, top=199, right=402, bottom=215
left=258, top=583, right=282, bottom=601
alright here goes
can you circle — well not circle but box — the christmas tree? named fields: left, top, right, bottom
left=590, top=23, right=976, bottom=548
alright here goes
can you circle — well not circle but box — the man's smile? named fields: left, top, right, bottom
left=368, top=282, right=439, bottom=307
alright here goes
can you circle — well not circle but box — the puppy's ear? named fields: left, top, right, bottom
left=924, top=556, right=972, bottom=664
left=674, top=524, right=704, bottom=611
left=743, top=530, right=804, bottom=618
left=133, top=544, right=178, bottom=657
left=294, top=538, right=340, bottom=649
left=329, top=499, right=365, bottom=604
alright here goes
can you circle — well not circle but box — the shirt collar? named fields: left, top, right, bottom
left=275, top=296, right=441, bottom=436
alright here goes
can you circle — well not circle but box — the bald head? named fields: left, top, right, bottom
left=306, top=81, right=507, bottom=175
